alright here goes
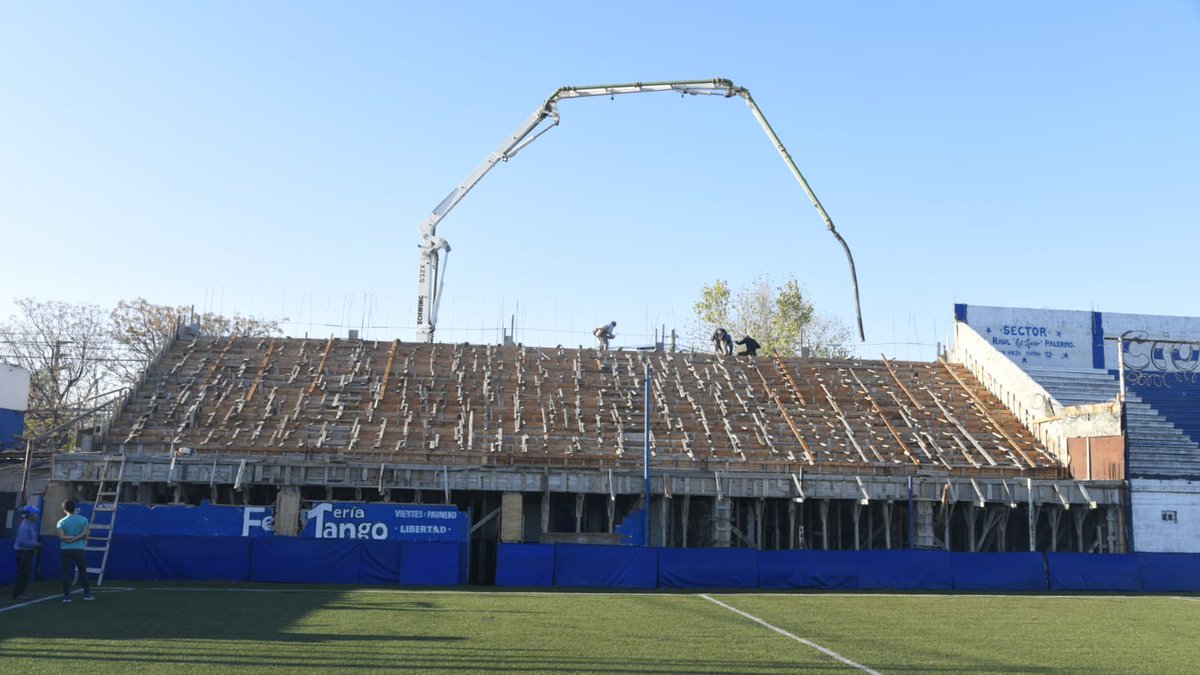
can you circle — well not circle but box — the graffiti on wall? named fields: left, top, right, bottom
left=1120, top=331, right=1200, bottom=388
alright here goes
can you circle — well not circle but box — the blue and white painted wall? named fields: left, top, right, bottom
left=954, top=303, right=1200, bottom=372
left=954, top=303, right=1200, bottom=553
left=0, top=363, right=30, bottom=450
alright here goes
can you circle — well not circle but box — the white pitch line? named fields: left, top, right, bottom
left=700, top=594, right=881, bottom=675
left=0, top=588, right=132, bottom=613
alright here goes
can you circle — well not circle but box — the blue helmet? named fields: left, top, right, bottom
left=19, top=505, right=39, bottom=517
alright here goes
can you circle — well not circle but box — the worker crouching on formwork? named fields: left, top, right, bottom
left=593, top=321, right=616, bottom=351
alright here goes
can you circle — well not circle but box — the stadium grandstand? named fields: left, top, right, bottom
left=39, top=300, right=1199, bottom=585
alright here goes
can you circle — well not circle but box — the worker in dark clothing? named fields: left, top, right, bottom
left=711, top=328, right=733, bottom=355
left=736, top=335, right=760, bottom=357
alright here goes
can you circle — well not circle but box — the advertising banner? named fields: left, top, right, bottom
left=78, top=501, right=468, bottom=543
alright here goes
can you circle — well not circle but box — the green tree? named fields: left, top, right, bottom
left=0, top=298, right=118, bottom=446
left=109, top=298, right=284, bottom=385
left=691, top=276, right=852, bottom=358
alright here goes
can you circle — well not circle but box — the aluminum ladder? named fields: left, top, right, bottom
left=84, top=456, right=125, bottom=586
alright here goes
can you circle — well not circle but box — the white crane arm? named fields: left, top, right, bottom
left=415, top=78, right=864, bottom=343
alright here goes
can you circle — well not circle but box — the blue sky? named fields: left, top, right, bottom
left=2, top=2, right=1198, bottom=359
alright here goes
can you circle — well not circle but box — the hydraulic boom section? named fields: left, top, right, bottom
left=415, top=78, right=865, bottom=343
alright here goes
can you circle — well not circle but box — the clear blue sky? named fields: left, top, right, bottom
left=3, top=2, right=1198, bottom=359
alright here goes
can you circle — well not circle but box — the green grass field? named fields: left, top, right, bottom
left=3, top=582, right=1199, bottom=673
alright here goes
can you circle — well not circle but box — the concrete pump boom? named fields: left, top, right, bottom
left=415, top=78, right=865, bottom=343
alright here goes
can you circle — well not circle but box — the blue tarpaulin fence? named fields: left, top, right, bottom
left=7, top=536, right=466, bottom=586
left=496, top=544, right=1200, bottom=592
left=7, top=536, right=1200, bottom=591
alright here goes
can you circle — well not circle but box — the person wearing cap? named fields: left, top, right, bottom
left=593, top=321, right=617, bottom=351
left=11, top=505, right=41, bottom=602
left=56, top=500, right=94, bottom=603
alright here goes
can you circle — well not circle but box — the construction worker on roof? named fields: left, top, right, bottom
left=712, top=328, right=733, bottom=355
left=736, top=335, right=760, bottom=357
left=593, top=321, right=617, bottom=351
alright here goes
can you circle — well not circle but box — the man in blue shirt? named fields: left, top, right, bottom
left=11, top=505, right=40, bottom=602
left=56, top=500, right=94, bottom=603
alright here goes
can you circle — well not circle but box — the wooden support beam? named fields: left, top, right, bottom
left=244, top=338, right=276, bottom=404
left=754, top=364, right=815, bottom=465
left=969, top=477, right=986, bottom=508
left=1078, top=483, right=1097, bottom=509
left=821, top=384, right=877, bottom=463
left=849, top=368, right=919, bottom=465
left=790, top=472, right=805, bottom=503
left=308, top=335, right=334, bottom=394
left=928, top=389, right=993, bottom=467
left=854, top=476, right=870, bottom=505
left=1053, top=482, right=1071, bottom=510
left=937, top=358, right=1038, bottom=469
left=378, top=339, right=400, bottom=401
left=772, top=357, right=807, bottom=406
left=879, top=354, right=924, bottom=410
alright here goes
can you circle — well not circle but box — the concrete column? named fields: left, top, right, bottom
left=1048, top=507, right=1063, bottom=552
left=659, top=496, right=669, bottom=547
left=1073, top=508, right=1088, bottom=553
left=851, top=503, right=862, bottom=551
left=500, top=492, right=524, bottom=543
left=274, top=486, right=302, bottom=536
left=967, top=504, right=978, bottom=552
left=819, top=500, right=830, bottom=550
left=713, top=498, right=732, bottom=547
left=754, top=499, right=764, bottom=550
left=883, top=502, right=892, bottom=549
left=41, top=481, right=71, bottom=536
left=915, top=500, right=935, bottom=549
left=1106, top=505, right=1121, bottom=553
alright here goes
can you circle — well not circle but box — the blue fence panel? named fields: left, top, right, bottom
left=758, top=550, right=859, bottom=590
left=251, top=538, right=362, bottom=584
left=103, top=535, right=148, bottom=581
left=553, top=544, right=657, bottom=589
left=398, top=542, right=466, bottom=586
left=143, top=536, right=252, bottom=581
left=658, top=548, right=758, bottom=589
left=951, top=552, right=1046, bottom=591
left=37, top=537, right=62, bottom=581
left=1048, top=553, right=1140, bottom=592
left=495, top=544, right=555, bottom=587
left=1136, top=553, right=1200, bottom=593
left=0, top=538, right=14, bottom=585
left=359, top=540, right=403, bottom=584
left=856, top=550, right=953, bottom=590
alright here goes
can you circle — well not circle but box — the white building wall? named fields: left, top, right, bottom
left=957, top=304, right=1200, bottom=373
left=955, top=305, right=1094, bottom=369
left=0, top=363, right=31, bottom=412
left=1130, top=478, right=1200, bottom=553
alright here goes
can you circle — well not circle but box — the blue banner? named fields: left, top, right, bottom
left=74, top=501, right=468, bottom=542
left=296, top=503, right=468, bottom=542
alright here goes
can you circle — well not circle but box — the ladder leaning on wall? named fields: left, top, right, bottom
left=84, top=456, right=125, bottom=586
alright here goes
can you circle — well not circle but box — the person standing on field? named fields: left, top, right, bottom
left=57, top=500, right=94, bottom=603
left=11, top=505, right=40, bottom=602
